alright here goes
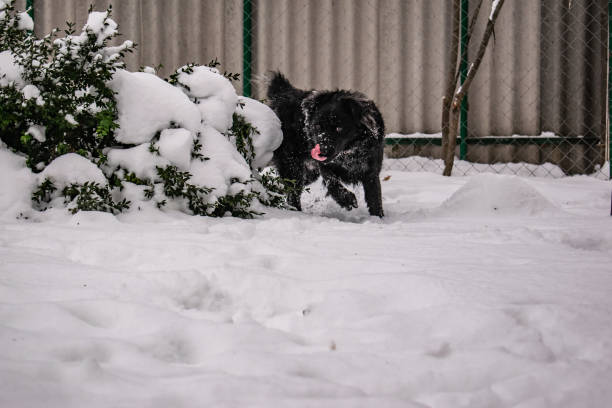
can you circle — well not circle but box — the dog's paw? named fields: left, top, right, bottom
left=337, top=191, right=358, bottom=211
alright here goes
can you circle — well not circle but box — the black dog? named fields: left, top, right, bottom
left=267, top=72, right=385, bottom=217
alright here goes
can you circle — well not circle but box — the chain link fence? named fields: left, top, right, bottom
left=23, top=0, right=612, bottom=179
left=243, top=0, right=611, bottom=179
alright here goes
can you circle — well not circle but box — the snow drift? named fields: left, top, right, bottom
left=438, top=174, right=558, bottom=216
left=2, top=169, right=612, bottom=407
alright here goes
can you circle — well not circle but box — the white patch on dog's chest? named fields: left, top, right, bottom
left=305, top=160, right=318, bottom=172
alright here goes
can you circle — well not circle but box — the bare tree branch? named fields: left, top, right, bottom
left=453, top=0, right=485, bottom=87
left=468, top=0, right=486, bottom=43
left=452, top=0, right=506, bottom=111
left=442, top=0, right=506, bottom=176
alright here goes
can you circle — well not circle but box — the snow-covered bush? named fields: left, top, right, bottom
left=0, top=3, right=132, bottom=168
left=32, top=152, right=129, bottom=214
left=1, top=2, right=132, bottom=214
left=0, top=1, right=292, bottom=218
left=234, top=96, right=283, bottom=170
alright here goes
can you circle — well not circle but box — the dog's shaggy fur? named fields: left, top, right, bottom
left=267, top=72, right=385, bottom=217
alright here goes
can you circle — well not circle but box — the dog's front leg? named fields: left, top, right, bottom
left=277, top=158, right=304, bottom=211
left=320, top=169, right=357, bottom=211
left=287, top=188, right=302, bottom=211
left=362, top=175, right=384, bottom=217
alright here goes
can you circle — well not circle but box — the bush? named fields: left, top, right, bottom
left=0, top=1, right=294, bottom=218
left=0, top=3, right=132, bottom=169
left=1, top=2, right=134, bottom=214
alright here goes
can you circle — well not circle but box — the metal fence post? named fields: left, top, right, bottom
left=609, top=0, right=612, bottom=179
left=243, top=0, right=253, bottom=98
left=459, top=0, right=469, bottom=161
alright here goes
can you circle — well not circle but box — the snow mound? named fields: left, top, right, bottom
left=16, top=11, right=33, bottom=31
left=236, top=96, right=283, bottom=170
left=438, top=174, right=557, bottom=216
left=0, top=145, right=35, bottom=218
left=176, top=65, right=237, bottom=133
left=83, top=11, right=116, bottom=45
left=0, top=50, right=24, bottom=88
left=109, top=70, right=201, bottom=144
left=106, top=143, right=170, bottom=180
left=158, top=128, right=193, bottom=171
left=40, top=153, right=107, bottom=187
left=190, top=125, right=252, bottom=198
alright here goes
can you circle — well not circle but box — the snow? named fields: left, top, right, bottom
left=64, top=113, right=77, bottom=126
left=3, top=12, right=253, bottom=214
left=106, top=143, right=170, bottom=181
left=2, top=6, right=611, bottom=403
left=386, top=131, right=560, bottom=139
left=39, top=153, right=107, bottom=187
left=26, top=125, right=46, bottom=142
left=157, top=128, right=193, bottom=171
left=99, top=65, right=255, bottom=213
left=189, top=125, right=252, bottom=197
left=0, top=50, right=24, bottom=88
left=385, top=156, right=571, bottom=178
left=16, top=11, right=33, bottom=31
left=142, top=66, right=156, bottom=75
left=104, top=66, right=251, bottom=205
left=176, top=65, right=238, bottom=133
left=387, top=132, right=443, bottom=139
left=1, top=150, right=612, bottom=407
left=491, top=0, right=501, bottom=20
left=83, top=11, right=116, bottom=45
left=236, top=96, right=283, bottom=169
left=49, top=11, right=130, bottom=70
left=108, top=69, right=201, bottom=144
left=437, top=173, right=557, bottom=216
left=22, top=84, right=39, bottom=99
left=0, top=145, right=35, bottom=218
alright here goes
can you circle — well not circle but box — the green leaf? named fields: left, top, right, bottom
left=20, top=133, right=32, bottom=145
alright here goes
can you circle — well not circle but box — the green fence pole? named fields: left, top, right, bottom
left=459, top=0, right=469, bottom=161
left=243, top=0, right=252, bottom=98
left=609, top=0, right=612, bottom=179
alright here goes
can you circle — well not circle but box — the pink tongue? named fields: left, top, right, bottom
left=311, top=144, right=327, bottom=161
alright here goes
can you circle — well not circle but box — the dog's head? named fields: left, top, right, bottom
left=301, top=91, right=382, bottom=163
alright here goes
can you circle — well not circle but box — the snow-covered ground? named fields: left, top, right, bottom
left=1, top=161, right=611, bottom=408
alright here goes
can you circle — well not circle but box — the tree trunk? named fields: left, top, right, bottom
left=441, top=0, right=461, bottom=169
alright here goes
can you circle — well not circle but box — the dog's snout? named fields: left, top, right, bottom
left=319, top=145, right=336, bottom=159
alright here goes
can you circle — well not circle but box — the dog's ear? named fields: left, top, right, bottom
left=342, top=97, right=383, bottom=138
